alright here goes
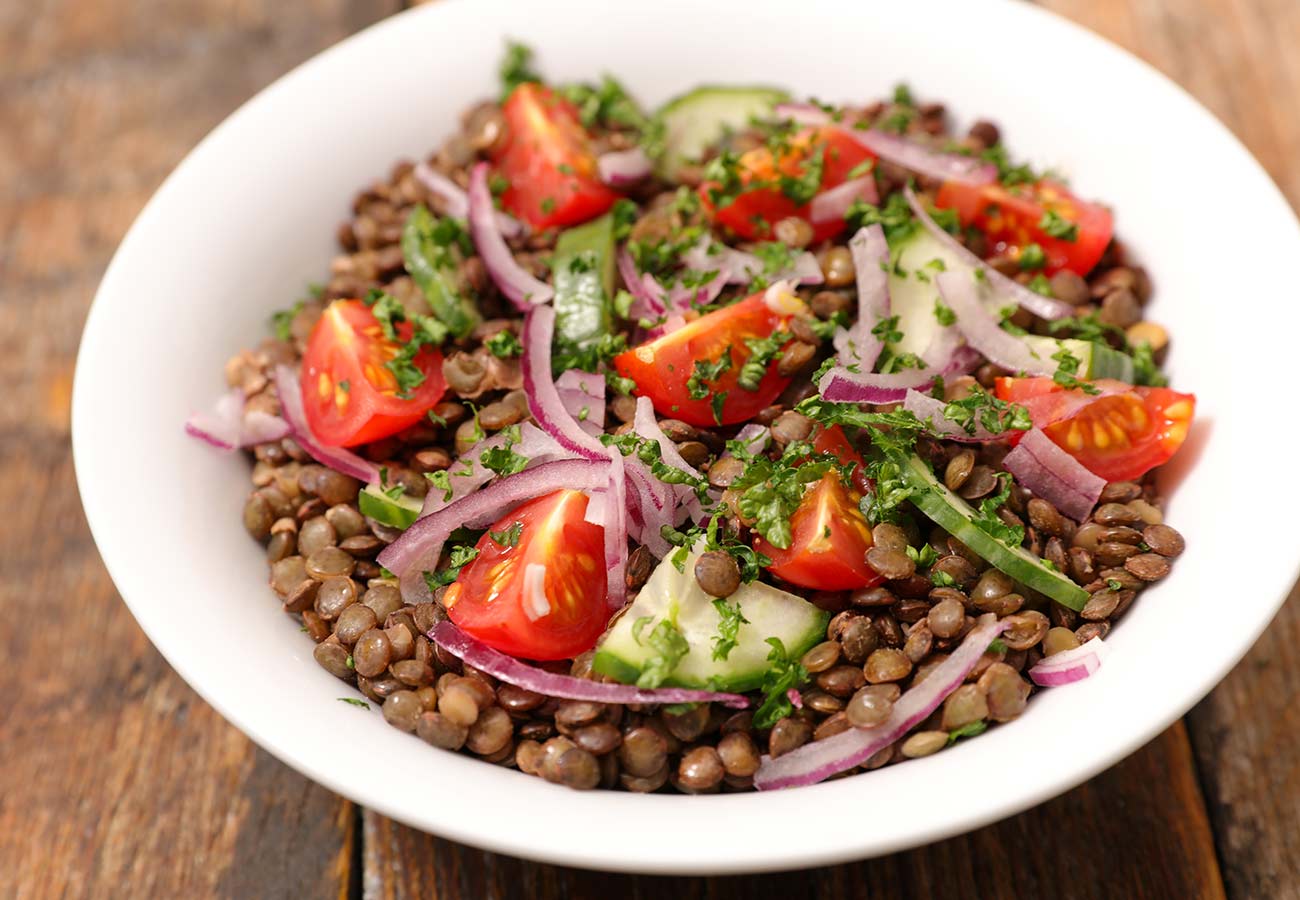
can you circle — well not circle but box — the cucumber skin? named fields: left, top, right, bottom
left=552, top=213, right=615, bottom=354
left=900, top=456, right=1090, bottom=611
left=590, top=609, right=827, bottom=694
left=358, top=486, right=421, bottom=530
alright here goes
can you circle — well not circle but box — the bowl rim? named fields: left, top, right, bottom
left=73, top=0, right=1300, bottom=874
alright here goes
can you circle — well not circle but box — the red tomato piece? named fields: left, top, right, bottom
left=491, top=83, right=619, bottom=230
left=442, top=490, right=609, bottom=661
left=611, top=292, right=796, bottom=427
left=300, top=299, right=446, bottom=447
left=755, top=471, right=882, bottom=592
left=700, top=126, right=875, bottom=243
left=995, top=377, right=1195, bottom=482
left=811, top=424, right=870, bottom=494
left=935, top=179, right=1113, bottom=276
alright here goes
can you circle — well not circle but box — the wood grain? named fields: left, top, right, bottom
left=361, top=723, right=1222, bottom=900
left=0, top=2, right=396, bottom=898
left=0, top=0, right=1295, bottom=897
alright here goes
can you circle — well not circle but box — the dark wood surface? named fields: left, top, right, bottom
left=1, top=1, right=1296, bottom=897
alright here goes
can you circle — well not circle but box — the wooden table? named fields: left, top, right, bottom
left=3, top=1, right=1298, bottom=896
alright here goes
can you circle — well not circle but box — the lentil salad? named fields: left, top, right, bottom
left=194, top=43, right=1195, bottom=792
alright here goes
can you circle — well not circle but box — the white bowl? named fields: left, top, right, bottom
left=74, top=0, right=1300, bottom=874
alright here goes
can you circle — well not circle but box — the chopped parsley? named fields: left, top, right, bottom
left=1131, top=341, right=1168, bottom=387
left=711, top=599, right=749, bottom=662
left=710, top=392, right=728, bottom=426
left=422, top=544, right=480, bottom=590
left=632, top=614, right=689, bottom=689
left=337, top=698, right=371, bottom=710
left=687, top=349, right=734, bottom=400
left=934, top=299, right=957, bottom=327
left=484, top=329, right=522, bottom=358
left=752, top=637, right=809, bottom=729
left=401, top=204, right=476, bottom=339
left=1107, top=578, right=1124, bottom=591
left=845, top=192, right=918, bottom=246
left=364, top=288, right=449, bottom=398
left=980, top=143, right=1037, bottom=187
left=499, top=40, right=541, bottom=99
left=560, top=75, right=646, bottom=132
left=947, top=720, right=988, bottom=745
left=479, top=424, right=529, bottom=477
left=1038, top=209, right=1079, bottom=242
left=610, top=197, right=639, bottom=242
left=970, top=474, right=1024, bottom=546
left=601, top=432, right=709, bottom=499
left=906, top=543, right=940, bottom=569
left=270, top=300, right=304, bottom=342
left=1050, top=346, right=1101, bottom=395
left=489, top=521, right=524, bottom=548
left=940, top=387, right=1032, bottom=436
left=746, top=241, right=800, bottom=290
left=738, top=331, right=792, bottom=391
left=871, top=315, right=904, bottom=345
left=552, top=331, right=628, bottom=376
left=663, top=515, right=771, bottom=585
left=779, top=146, right=824, bottom=205
left=1018, top=243, right=1047, bottom=271
left=701, top=150, right=747, bottom=210
left=426, top=470, right=454, bottom=502
left=728, top=440, right=839, bottom=549
left=1027, top=273, right=1054, bottom=296
left=930, top=570, right=958, bottom=588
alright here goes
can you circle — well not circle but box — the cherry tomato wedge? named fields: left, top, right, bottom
left=934, top=179, right=1112, bottom=276
left=700, top=126, right=875, bottom=243
left=490, top=83, right=619, bottom=230
left=809, top=424, right=870, bottom=494
left=755, top=471, right=882, bottom=592
left=442, top=490, right=609, bottom=661
left=995, top=376, right=1195, bottom=482
left=611, top=291, right=795, bottom=427
left=300, top=299, right=446, bottom=447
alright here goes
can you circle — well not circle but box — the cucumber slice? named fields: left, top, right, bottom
left=1021, top=336, right=1136, bottom=383
left=899, top=455, right=1090, bottom=611
left=888, top=229, right=974, bottom=360
left=552, top=213, right=615, bottom=356
left=401, top=205, right=479, bottom=338
left=592, top=546, right=828, bottom=692
left=652, top=85, right=789, bottom=178
left=358, top=484, right=422, bottom=530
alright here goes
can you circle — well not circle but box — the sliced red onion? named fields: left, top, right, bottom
left=378, top=458, right=611, bottom=601
left=818, top=364, right=947, bottom=404
left=810, top=175, right=879, bottom=225
left=583, top=489, right=607, bottom=527
left=848, top=128, right=996, bottom=186
left=1002, top=427, right=1105, bottom=522
left=755, top=615, right=1008, bottom=790
left=413, top=162, right=523, bottom=239
left=418, top=422, right=570, bottom=518
left=831, top=224, right=890, bottom=372
left=555, top=369, right=607, bottom=437
left=903, top=389, right=1026, bottom=443
left=683, top=238, right=823, bottom=287
left=185, top=388, right=293, bottom=451
left=665, top=269, right=730, bottom=313
left=1029, top=637, right=1109, bottom=687
left=430, top=621, right=749, bottom=708
left=597, top=147, right=652, bottom=187
left=773, top=104, right=997, bottom=186
left=522, top=305, right=607, bottom=460
left=623, top=460, right=675, bottom=558
left=936, top=270, right=1057, bottom=376
left=772, top=102, right=833, bottom=127
left=185, top=388, right=243, bottom=450
left=729, top=423, right=771, bottom=458
left=468, top=162, right=553, bottom=309
left=617, top=248, right=668, bottom=319
left=272, top=366, right=380, bottom=483
left=603, top=450, right=629, bottom=608
left=905, top=187, right=1075, bottom=321
left=633, top=396, right=701, bottom=482
left=787, top=688, right=804, bottom=710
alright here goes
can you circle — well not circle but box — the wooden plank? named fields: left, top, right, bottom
left=0, top=1, right=398, bottom=898
left=361, top=723, right=1222, bottom=899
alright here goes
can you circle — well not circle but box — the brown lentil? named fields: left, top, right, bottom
left=1142, top=524, right=1185, bottom=557
left=901, top=731, right=948, bottom=759
left=694, top=550, right=741, bottom=598
left=864, top=648, right=913, bottom=683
